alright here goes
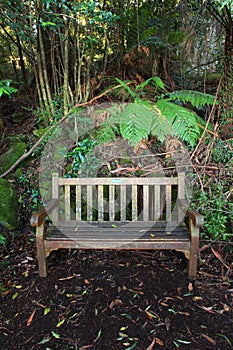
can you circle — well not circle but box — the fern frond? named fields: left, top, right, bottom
left=136, top=76, right=166, bottom=91
left=118, top=102, right=152, bottom=145
left=150, top=105, right=173, bottom=143
left=156, top=100, right=200, bottom=146
left=140, top=26, right=159, bottom=41
left=166, top=90, right=216, bottom=108
left=115, top=78, right=137, bottom=99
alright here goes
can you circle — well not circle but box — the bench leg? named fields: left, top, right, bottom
left=188, top=220, right=199, bottom=278
left=36, top=221, right=48, bottom=277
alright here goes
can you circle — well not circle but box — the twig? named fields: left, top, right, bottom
left=73, top=81, right=135, bottom=109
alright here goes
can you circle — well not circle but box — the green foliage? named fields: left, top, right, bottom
left=0, top=80, right=17, bottom=97
left=93, top=122, right=118, bottom=144
left=18, top=174, right=42, bottom=211
left=65, top=138, right=97, bottom=177
left=156, top=99, right=201, bottom=146
left=193, top=184, right=233, bottom=241
left=212, top=139, right=233, bottom=164
left=166, top=90, right=217, bottom=109
left=119, top=101, right=153, bottom=145
left=100, top=77, right=216, bottom=147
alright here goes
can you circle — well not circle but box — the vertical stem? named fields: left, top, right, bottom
left=63, top=24, right=69, bottom=115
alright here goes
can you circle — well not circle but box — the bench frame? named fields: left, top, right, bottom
left=31, top=172, right=204, bottom=278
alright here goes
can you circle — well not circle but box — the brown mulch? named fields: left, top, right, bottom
left=0, top=231, right=232, bottom=350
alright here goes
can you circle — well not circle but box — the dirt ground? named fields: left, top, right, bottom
left=0, top=231, right=232, bottom=350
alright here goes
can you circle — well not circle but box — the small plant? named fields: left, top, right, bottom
left=0, top=80, right=18, bottom=97
left=18, top=174, right=43, bottom=211
left=65, top=138, right=97, bottom=177
left=212, top=139, right=233, bottom=164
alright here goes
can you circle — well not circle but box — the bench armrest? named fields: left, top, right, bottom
left=179, top=199, right=204, bottom=227
left=30, top=199, right=59, bottom=227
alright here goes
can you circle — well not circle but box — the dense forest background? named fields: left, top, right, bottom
left=0, top=0, right=232, bottom=243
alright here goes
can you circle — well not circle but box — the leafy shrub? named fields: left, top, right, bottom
left=192, top=182, right=233, bottom=242
left=65, top=138, right=97, bottom=177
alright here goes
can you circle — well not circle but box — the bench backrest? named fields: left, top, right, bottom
left=51, top=172, right=185, bottom=223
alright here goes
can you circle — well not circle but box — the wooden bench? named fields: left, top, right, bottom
left=31, top=172, right=204, bottom=277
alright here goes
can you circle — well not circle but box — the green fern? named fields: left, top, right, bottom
left=156, top=99, right=200, bottom=146
left=118, top=101, right=152, bottom=145
left=150, top=105, right=173, bottom=142
left=136, top=76, right=166, bottom=91
left=166, top=90, right=216, bottom=108
left=93, top=78, right=216, bottom=148
left=115, top=78, right=137, bottom=99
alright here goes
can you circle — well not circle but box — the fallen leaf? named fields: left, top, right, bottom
left=192, top=296, right=203, bottom=301
left=146, top=338, right=156, bottom=350
left=188, top=282, right=193, bottom=292
left=27, top=309, right=36, bottom=327
left=84, top=279, right=90, bottom=285
left=223, top=304, right=231, bottom=312
left=51, top=331, right=60, bottom=339
left=211, top=247, right=230, bottom=269
left=145, top=310, right=154, bottom=320
left=155, top=337, right=164, bottom=346
left=198, top=305, right=216, bottom=314
left=59, top=276, right=74, bottom=281
left=177, top=287, right=182, bottom=295
left=201, top=333, right=216, bottom=345
left=179, top=311, right=190, bottom=316
left=109, top=299, right=123, bottom=309
left=165, top=317, right=171, bottom=331
left=56, top=319, right=65, bottom=327
left=44, top=307, right=51, bottom=315
left=199, top=244, right=211, bottom=252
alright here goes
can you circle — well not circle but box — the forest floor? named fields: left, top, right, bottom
left=0, top=231, right=232, bottom=350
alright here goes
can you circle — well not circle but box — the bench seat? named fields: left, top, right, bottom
left=31, top=172, right=203, bottom=277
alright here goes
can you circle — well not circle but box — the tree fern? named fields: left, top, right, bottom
left=92, top=77, right=216, bottom=148
left=166, top=90, right=216, bottom=108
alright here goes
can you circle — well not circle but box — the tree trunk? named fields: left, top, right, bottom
left=221, top=17, right=233, bottom=139
left=16, top=33, right=28, bottom=88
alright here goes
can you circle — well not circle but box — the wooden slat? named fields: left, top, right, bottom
left=131, top=185, right=137, bottom=221
left=59, top=177, right=179, bottom=186
left=120, top=185, right=126, bottom=221
left=98, top=185, right=104, bottom=221
left=52, top=172, right=59, bottom=222
left=143, top=185, right=149, bottom=221
left=166, top=185, right=172, bottom=222
left=109, top=185, right=115, bottom=221
left=86, top=185, right=92, bottom=221
left=64, top=185, right=70, bottom=221
left=76, top=185, right=82, bottom=221
left=178, top=172, right=185, bottom=199
left=178, top=173, right=185, bottom=222
left=153, top=185, right=160, bottom=220
left=160, top=186, right=165, bottom=220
